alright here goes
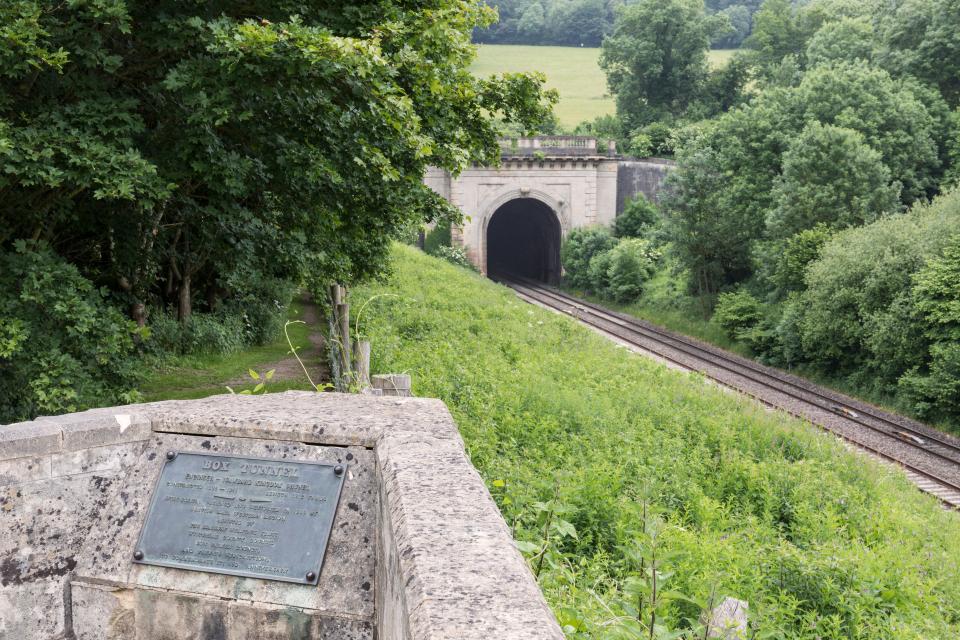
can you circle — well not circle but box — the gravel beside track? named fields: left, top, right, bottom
left=502, top=276, right=960, bottom=508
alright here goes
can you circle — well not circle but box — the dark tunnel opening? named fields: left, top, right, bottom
left=486, top=198, right=561, bottom=285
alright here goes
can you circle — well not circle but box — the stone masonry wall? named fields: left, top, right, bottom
left=0, top=392, right=564, bottom=640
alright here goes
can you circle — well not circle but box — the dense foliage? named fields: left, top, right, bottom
left=0, top=244, right=142, bottom=423
left=473, top=0, right=765, bottom=49
left=357, top=245, right=960, bottom=639
left=559, top=227, right=618, bottom=289
left=600, top=0, right=722, bottom=129
left=0, top=0, right=552, bottom=421
left=613, top=195, right=658, bottom=238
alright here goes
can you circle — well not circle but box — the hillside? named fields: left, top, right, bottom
left=470, top=45, right=736, bottom=128
left=354, top=245, right=960, bottom=638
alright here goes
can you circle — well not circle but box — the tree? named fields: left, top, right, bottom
left=901, top=240, right=960, bottom=420
left=661, top=146, right=759, bottom=297
left=517, top=3, right=546, bottom=40
left=797, top=62, right=941, bottom=202
left=806, top=16, right=876, bottom=66
left=0, top=0, right=555, bottom=322
left=713, top=5, right=752, bottom=49
left=746, top=0, right=809, bottom=74
left=746, top=0, right=881, bottom=79
left=0, top=0, right=554, bottom=420
left=879, top=0, right=960, bottom=108
left=766, top=122, right=901, bottom=240
left=600, top=0, right=715, bottom=129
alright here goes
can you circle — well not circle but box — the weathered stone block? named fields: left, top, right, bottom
left=142, top=392, right=461, bottom=448
left=0, top=420, right=61, bottom=460
left=55, top=411, right=151, bottom=452
left=50, top=440, right=147, bottom=477
left=0, top=455, right=50, bottom=486
left=77, top=433, right=375, bottom=625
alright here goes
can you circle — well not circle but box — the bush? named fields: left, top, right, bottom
left=423, top=220, right=452, bottom=255
left=637, top=121, right=675, bottom=156
left=713, top=289, right=782, bottom=357
left=561, top=227, right=617, bottom=289
left=434, top=245, right=477, bottom=271
left=713, top=289, right=765, bottom=338
left=798, top=190, right=960, bottom=371
left=614, top=194, right=659, bottom=238
left=899, top=240, right=960, bottom=421
left=767, top=224, right=834, bottom=297
left=586, top=249, right=614, bottom=295
left=223, top=277, right=296, bottom=345
left=589, top=238, right=660, bottom=302
left=145, top=308, right=259, bottom=358
left=628, top=132, right=653, bottom=157
left=0, top=244, right=141, bottom=422
left=182, top=313, right=247, bottom=355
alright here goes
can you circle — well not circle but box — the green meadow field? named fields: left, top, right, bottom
left=470, top=44, right=736, bottom=128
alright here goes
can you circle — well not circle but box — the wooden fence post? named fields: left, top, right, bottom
left=336, top=302, right=351, bottom=388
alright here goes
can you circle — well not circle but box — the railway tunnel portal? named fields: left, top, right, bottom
left=486, top=197, right=562, bottom=284
left=424, top=136, right=672, bottom=282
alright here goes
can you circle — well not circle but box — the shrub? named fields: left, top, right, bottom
left=145, top=308, right=259, bottom=358
left=614, top=194, right=659, bottom=238
left=182, top=313, right=247, bottom=355
left=768, top=224, right=834, bottom=296
left=638, top=121, right=675, bottom=156
left=586, top=249, right=614, bottom=295
left=798, top=189, right=960, bottom=372
left=423, top=220, right=452, bottom=255
left=713, top=289, right=764, bottom=338
left=628, top=132, right=653, bottom=157
left=0, top=244, right=141, bottom=422
left=899, top=240, right=960, bottom=420
left=561, top=227, right=617, bottom=289
left=223, top=277, right=296, bottom=345
left=434, top=245, right=476, bottom=271
left=589, top=238, right=660, bottom=302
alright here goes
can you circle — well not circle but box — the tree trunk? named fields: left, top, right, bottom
left=178, top=274, right=192, bottom=324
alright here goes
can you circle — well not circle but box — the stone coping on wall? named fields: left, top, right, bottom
left=0, top=391, right=564, bottom=640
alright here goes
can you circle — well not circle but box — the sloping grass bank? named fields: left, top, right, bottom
left=355, top=245, right=960, bottom=639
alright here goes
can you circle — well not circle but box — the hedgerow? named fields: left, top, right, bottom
left=355, top=245, right=960, bottom=639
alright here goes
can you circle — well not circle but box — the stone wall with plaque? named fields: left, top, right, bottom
left=0, top=392, right=562, bottom=640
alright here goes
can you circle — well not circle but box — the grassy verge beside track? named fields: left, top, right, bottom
left=354, top=244, right=960, bottom=639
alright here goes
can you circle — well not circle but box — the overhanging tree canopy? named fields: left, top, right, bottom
left=0, top=0, right=555, bottom=320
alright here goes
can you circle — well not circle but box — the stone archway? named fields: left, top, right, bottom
left=484, top=198, right=562, bottom=284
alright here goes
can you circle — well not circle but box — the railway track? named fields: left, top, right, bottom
left=499, top=275, right=960, bottom=509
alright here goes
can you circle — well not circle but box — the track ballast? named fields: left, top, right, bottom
left=500, top=275, right=960, bottom=509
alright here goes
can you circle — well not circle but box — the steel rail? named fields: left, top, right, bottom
left=501, top=276, right=960, bottom=506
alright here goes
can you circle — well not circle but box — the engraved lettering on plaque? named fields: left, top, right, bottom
left=133, top=452, right=346, bottom=584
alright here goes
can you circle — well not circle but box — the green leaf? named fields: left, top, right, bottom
left=514, top=540, right=540, bottom=555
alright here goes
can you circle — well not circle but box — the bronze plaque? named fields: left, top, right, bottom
left=133, top=451, right=345, bottom=584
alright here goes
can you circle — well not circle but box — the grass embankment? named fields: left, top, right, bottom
left=139, top=300, right=316, bottom=401
left=470, top=45, right=737, bottom=128
left=355, top=245, right=960, bottom=639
